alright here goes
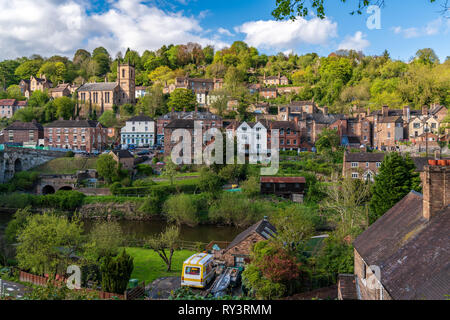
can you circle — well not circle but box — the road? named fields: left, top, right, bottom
left=0, top=278, right=29, bottom=299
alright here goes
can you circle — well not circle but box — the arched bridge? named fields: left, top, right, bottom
left=37, top=174, right=78, bottom=195
left=0, top=146, right=65, bottom=183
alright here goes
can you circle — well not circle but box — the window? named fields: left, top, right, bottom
left=351, top=162, right=359, bottom=168
left=122, top=69, right=125, bottom=78
left=366, top=162, right=369, bottom=168
left=387, top=123, right=391, bottom=129
left=185, top=267, right=200, bottom=276
left=235, top=257, right=245, bottom=268
left=352, top=173, right=359, bottom=179
left=376, top=162, right=381, bottom=168
left=413, top=123, right=420, bottom=129
left=387, top=132, right=391, bottom=139
left=280, top=139, right=284, bottom=145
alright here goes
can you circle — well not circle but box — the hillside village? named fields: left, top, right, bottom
left=0, top=41, right=449, bottom=301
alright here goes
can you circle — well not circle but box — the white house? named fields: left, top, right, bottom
left=135, top=86, right=148, bottom=99
left=235, top=121, right=268, bottom=163
left=121, top=115, right=155, bottom=148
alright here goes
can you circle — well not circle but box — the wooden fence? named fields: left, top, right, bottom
left=19, top=270, right=125, bottom=300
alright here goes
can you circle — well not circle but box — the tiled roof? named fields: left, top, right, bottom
left=354, top=191, right=450, bottom=300
left=77, top=82, right=118, bottom=92
left=378, top=116, right=403, bottom=123
left=338, top=274, right=358, bottom=300
left=165, top=119, right=195, bottom=129
left=225, top=219, right=277, bottom=251
left=4, top=121, right=43, bottom=131
left=0, top=99, right=16, bottom=106
left=45, top=119, right=101, bottom=128
left=112, top=150, right=134, bottom=159
left=260, top=176, right=306, bottom=183
left=344, top=152, right=385, bottom=163
left=127, top=115, right=153, bottom=122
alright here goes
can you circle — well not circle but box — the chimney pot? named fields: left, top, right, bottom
left=422, top=164, right=450, bottom=220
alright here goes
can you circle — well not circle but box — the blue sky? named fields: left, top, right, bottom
left=0, top=0, right=449, bottom=61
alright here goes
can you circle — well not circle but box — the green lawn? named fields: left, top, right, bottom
left=125, top=247, right=195, bottom=285
left=32, top=157, right=98, bottom=174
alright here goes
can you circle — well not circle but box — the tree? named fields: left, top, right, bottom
left=369, top=153, right=421, bottom=223
left=14, top=60, right=43, bottom=79
left=100, top=249, right=134, bottom=294
left=135, top=84, right=167, bottom=117
left=84, top=221, right=125, bottom=262
left=242, top=241, right=301, bottom=299
left=96, top=154, right=118, bottom=184
left=98, top=110, right=118, bottom=128
left=315, top=128, right=340, bottom=153
left=148, top=66, right=174, bottom=83
left=163, top=193, right=200, bottom=227
left=167, top=88, right=197, bottom=112
left=161, top=157, right=178, bottom=186
left=54, top=96, right=75, bottom=120
left=6, top=85, right=24, bottom=100
left=414, top=48, right=440, bottom=65
left=146, top=225, right=180, bottom=271
left=271, top=206, right=315, bottom=248
left=16, top=213, right=84, bottom=276
left=241, top=176, right=260, bottom=198
left=198, top=168, right=224, bottom=195
left=322, top=174, right=371, bottom=240
left=4, top=207, right=33, bottom=244
left=28, top=90, right=50, bottom=108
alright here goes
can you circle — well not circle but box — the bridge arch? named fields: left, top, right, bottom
left=58, top=186, right=73, bottom=191
left=42, top=185, right=56, bottom=195
left=14, top=158, right=22, bottom=173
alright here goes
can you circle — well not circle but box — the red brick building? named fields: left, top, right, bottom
left=214, top=219, right=277, bottom=268
left=1, top=120, right=43, bottom=145
left=259, top=87, right=278, bottom=99
left=44, top=119, right=107, bottom=153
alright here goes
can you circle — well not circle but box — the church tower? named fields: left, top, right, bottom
left=117, top=62, right=136, bottom=104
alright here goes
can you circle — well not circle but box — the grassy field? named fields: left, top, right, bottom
left=125, top=247, right=195, bottom=285
left=33, top=157, right=98, bottom=174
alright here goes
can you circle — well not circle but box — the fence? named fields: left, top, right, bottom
left=124, top=281, right=146, bottom=300
left=18, top=270, right=125, bottom=300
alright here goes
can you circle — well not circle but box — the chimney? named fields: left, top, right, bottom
left=422, top=105, right=429, bottom=116
left=403, top=106, right=410, bottom=122
left=421, top=162, right=450, bottom=220
left=382, top=106, right=389, bottom=117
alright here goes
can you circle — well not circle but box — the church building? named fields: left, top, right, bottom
left=76, top=62, right=136, bottom=115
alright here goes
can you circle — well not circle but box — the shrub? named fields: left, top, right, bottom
left=241, top=176, right=260, bottom=198
left=163, top=193, right=202, bottom=227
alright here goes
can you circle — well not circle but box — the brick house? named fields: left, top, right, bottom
left=259, top=87, right=278, bottom=99
left=0, top=99, right=25, bottom=119
left=163, top=114, right=222, bottom=160
left=261, top=73, right=289, bottom=86
left=157, top=109, right=222, bottom=148
left=19, top=75, right=53, bottom=98
left=49, top=83, right=72, bottom=99
left=351, top=163, right=450, bottom=300
left=373, top=108, right=404, bottom=151
left=109, top=150, right=135, bottom=171
left=1, top=120, right=43, bottom=145
left=214, top=219, right=277, bottom=268
left=164, top=77, right=224, bottom=106
left=44, top=119, right=107, bottom=153
left=342, top=152, right=385, bottom=182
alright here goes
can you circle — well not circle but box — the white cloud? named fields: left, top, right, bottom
left=0, top=0, right=228, bottom=60
left=218, top=27, right=234, bottom=37
left=392, top=17, right=450, bottom=39
left=338, top=31, right=370, bottom=51
left=235, top=17, right=338, bottom=50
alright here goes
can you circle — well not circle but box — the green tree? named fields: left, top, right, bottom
left=84, top=221, right=125, bottom=262
left=100, top=249, right=134, bottom=294
left=198, top=168, right=224, bottom=195
left=54, top=96, right=75, bottom=120
left=16, top=213, right=84, bottom=275
left=315, top=128, right=340, bottom=153
left=161, top=157, right=178, bottom=186
left=241, top=176, right=261, bottom=198
left=28, top=90, right=50, bottom=108
left=369, top=153, right=421, bottom=223
left=146, top=225, right=180, bottom=271
left=4, top=207, right=33, bottom=244
left=167, top=88, right=197, bottom=112
left=98, top=110, right=118, bottom=128
left=163, top=193, right=200, bottom=227
left=14, top=60, right=43, bottom=79
left=96, top=154, right=119, bottom=184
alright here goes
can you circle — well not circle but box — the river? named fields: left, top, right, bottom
left=0, top=211, right=244, bottom=244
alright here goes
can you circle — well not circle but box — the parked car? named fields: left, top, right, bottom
left=137, top=150, right=150, bottom=155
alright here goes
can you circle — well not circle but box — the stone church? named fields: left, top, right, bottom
left=77, top=62, right=136, bottom=115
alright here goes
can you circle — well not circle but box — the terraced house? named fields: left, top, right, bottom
left=44, top=119, right=107, bottom=153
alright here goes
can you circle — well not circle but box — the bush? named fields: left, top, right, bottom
left=136, top=164, right=154, bottom=176
left=209, top=193, right=271, bottom=227
left=241, top=176, right=260, bottom=198
left=65, top=151, right=75, bottom=158
left=163, top=193, right=205, bottom=227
